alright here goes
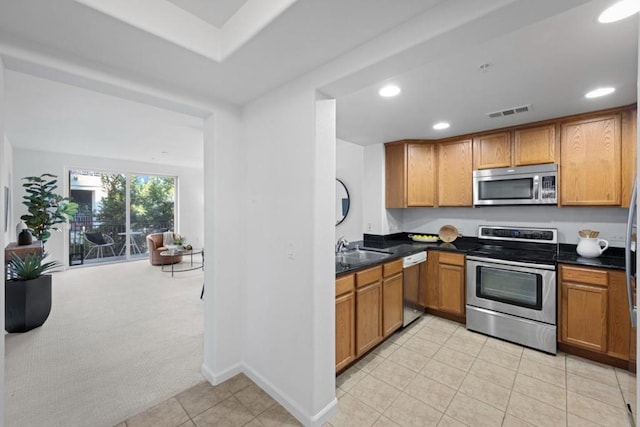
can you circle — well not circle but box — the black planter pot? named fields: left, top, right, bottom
left=5, top=275, right=52, bottom=333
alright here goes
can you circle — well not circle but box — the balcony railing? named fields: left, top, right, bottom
left=69, top=218, right=174, bottom=265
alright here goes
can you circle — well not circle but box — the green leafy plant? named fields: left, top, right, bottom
left=21, top=174, right=79, bottom=242
left=8, top=252, right=62, bottom=281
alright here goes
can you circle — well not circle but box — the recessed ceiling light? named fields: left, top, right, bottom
left=379, top=85, right=401, bottom=97
left=160, top=151, right=169, bottom=154
left=433, top=122, right=450, bottom=130
left=598, top=0, right=640, bottom=23
left=585, top=87, right=616, bottom=98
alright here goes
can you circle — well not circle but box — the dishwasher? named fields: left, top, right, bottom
left=402, top=251, right=427, bottom=326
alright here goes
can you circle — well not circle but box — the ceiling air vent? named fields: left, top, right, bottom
left=487, top=104, right=532, bottom=118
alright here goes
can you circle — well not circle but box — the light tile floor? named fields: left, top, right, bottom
left=330, top=315, right=637, bottom=427
left=117, top=314, right=637, bottom=427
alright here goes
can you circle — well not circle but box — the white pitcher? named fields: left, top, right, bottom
left=576, top=237, right=609, bottom=258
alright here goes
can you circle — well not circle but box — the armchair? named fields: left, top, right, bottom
left=146, top=233, right=183, bottom=266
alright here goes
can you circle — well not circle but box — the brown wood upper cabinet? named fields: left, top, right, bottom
left=560, top=114, right=621, bottom=206
left=386, top=140, right=473, bottom=208
left=473, top=126, right=557, bottom=170
left=385, top=141, right=436, bottom=208
left=438, top=139, right=473, bottom=207
left=473, top=132, right=511, bottom=169
left=385, top=105, right=636, bottom=209
left=514, top=124, right=557, bottom=166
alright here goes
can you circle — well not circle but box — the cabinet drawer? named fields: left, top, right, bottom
left=356, top=266, right=382, bottom=288
left=336, top=274, right=355, bottom=297
left=383, top=259, right=403, bottom=278
left=561, top=265, right=608, bottom=287
left=438, top=252, right=465, bottom=266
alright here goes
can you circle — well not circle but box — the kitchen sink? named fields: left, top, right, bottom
left=335, top=248, right=391, bottom=265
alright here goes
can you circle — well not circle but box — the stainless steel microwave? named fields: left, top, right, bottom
left=473, top=164, right=558, bottom=206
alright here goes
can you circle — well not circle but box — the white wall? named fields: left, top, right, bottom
left=241, top=85, right=335, bottom=425
left=201, top=110, right=246, bottom=385
left=403, top=206, right=628, bottom=246
left=3, top=136, right=12, bottom=244
left=336, top=138, right=363, bottom=242
left=11, top=148, right=204, bottom=265
left=362, top=143, right=403, bottom=236
left=0, top=55, right=6, bottom=427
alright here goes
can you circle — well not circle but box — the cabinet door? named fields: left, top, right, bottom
left=385, top=143, right=406, bottom=208
left=383, top=273, right=403, bottom=337
left=561, top=282, right=608, bottom=353
left=473, top=132, right=511, bottom=169
left=422, top=250, right=439, bottom=309
left=561, top=115, right=621, bottom=205
left=407, top=143, right=436, bottom=207
left=356, top=282, right=383, bottom=356
left=335, top=292, right=355, bottom=372
left=514, top=125, right=557, bottom=166
left=437, top=263, right=465, bottom=316
left=608, top=270, right=631, bottom=360
left=621, top=108, right=637, bottom=208
left=438, top=140, right=473, bottom=206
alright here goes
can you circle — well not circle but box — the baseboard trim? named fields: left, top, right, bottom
left=201, top=362, right=242, bottom=386
left=243, top=363, right=337, bottom=427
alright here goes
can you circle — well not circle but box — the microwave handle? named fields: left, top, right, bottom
left=533, top=175, right=539, bottom=200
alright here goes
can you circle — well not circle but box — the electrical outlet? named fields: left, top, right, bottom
left=367, top=223, right=373, bottom=232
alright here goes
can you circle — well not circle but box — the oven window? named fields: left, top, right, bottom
left=478, top=178, right=533, bottom=200
left=476, top=266, right=542, bottom=310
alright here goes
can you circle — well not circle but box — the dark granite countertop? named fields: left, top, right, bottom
left=557, top=244, right=627, bottom=271
left=336, top=235, right=479, bottom=276
left=337, top=236, right=630, bottom=275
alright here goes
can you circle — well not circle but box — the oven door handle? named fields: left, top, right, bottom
left=467, top=255, right=556, bottom=271
left=533, top=175, right=540, bottom=201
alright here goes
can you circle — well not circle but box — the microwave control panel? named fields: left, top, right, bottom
left=540, top=175, right=556, bottom=200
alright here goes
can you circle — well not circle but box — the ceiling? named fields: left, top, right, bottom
left=0, top=0, right=637, bottom=165
left=4, top=70, right=204, bottom=168
left=328, top=0, right=638, bottom=145
left=166, top=0, right=247, bottom=28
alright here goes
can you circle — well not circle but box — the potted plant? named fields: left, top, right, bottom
left=5, top=252, right=61, bottom=333
left=20, top=174, right=78, bottom=243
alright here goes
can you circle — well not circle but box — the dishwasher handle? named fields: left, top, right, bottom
left=403, top=251, right=427, bottom=268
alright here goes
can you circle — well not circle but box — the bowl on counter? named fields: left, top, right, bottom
left=439, top=225, right=461, bottom=242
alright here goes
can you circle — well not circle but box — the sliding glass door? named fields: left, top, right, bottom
left=69, top=170, right=176, bottom=266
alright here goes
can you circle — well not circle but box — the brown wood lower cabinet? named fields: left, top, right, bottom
left=558, top=264, right=633, bottom=368
left=382, top=260, right=404, bottom=337
left=335, top=274, right=356, bottom=372
left=356, top=281, right=383, bottom=355
left=423, top=251, right=466, bottom=323
left=335, top=259, right=404, bottom=372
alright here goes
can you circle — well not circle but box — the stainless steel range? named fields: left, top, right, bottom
left=466, top=226, right=558, bottom=354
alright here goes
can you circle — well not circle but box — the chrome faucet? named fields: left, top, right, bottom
left=335, top=236, right=349, bottom=254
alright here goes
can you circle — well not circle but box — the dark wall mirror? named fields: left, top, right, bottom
left=336, top=178, right=350, bottom=226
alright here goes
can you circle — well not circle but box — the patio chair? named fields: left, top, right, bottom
left=84, top=232, right=116, bottom=259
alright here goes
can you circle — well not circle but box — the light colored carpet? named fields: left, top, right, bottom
left=5, top=259, right=204, bottom=427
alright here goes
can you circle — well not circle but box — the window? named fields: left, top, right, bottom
left=69, top=170, right=176, bottom=265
